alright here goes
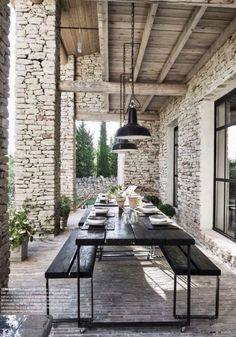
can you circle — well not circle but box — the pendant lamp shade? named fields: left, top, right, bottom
left=115, top=102, right=151, bottom=140
left=112, top=139, right=138, bottom=153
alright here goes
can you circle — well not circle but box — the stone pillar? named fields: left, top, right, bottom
left=123, top=119, right=160, bottom=195
left=0, top=0, right=10, bottom=287
left=60, top=55, right=76, bottom=206
left=15, top=0, right=61, bottom=233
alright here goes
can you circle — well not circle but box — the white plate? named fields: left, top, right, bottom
left=87, top=216, right=106, bottom=226
left=141, top=205, right=158, bottom=213
left=94, top=207, right=108, bottom=215
left=149, top=214, right=168, bottom=225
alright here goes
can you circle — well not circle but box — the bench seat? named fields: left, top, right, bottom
left=160, top=244, right=221, bottom=319
left=45, top=229, right=97, bottom=321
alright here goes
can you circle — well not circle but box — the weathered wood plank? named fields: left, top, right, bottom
left=185, top=14, right=236, bottom=81
left=90, top=0, right=236, bottom=9
left=60, top=80, right=187, bottom=96
left=76, top=111, right=159, bottom=122
left=98, top=1, right=110, bottom=112
left=158, top=6, right=207, bottom=82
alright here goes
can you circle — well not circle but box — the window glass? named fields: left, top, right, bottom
left=215, top=129, right=225, bottom=179
left=225, top=182, right=236, bottom=238
left=215, top=181, right=224, bottom=232
left=216, top=102, right=225, bottom=128
left=226, top=126, right=236, bottom=179
left=226, top=97, right=236, bottom=124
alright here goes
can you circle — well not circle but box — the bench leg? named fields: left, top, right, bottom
left=91, top=277, right=94, bottom=321
left=215, top=276, right=220, bottom=319
left=173, top=274, right=177, bottom=318
left=46, top=278, right=50, bottom=316
left=174, top=275, right=220, bottom=320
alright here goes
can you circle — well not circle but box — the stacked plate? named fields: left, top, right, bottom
left=94, top=207, right=109, bottom=216
left=141, top=205, right=159, bottom=214
left=87, top=216, right=106, bottom=226
left=149, top=214, right=168, bottom=225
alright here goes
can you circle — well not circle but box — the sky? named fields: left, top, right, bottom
left=8, top=5, right=118, bottom=154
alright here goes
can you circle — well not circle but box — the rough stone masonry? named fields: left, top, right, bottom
left=0, top=0, right=10, bottom=287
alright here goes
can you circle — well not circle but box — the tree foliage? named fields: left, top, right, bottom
left=97, top=122, right=110, bottom=177
left=108, top=137, right=118, bottom=177
left=76, top=122, right=95, bottom=177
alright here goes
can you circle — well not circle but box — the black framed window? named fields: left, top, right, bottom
left=214, top=89, right=236, bottom=240
left=173, top=126, right=178, bottom=208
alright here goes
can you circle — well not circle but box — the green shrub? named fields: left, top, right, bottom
left=158, top=203, right=176, bottom=218
left=145, top=195, right=161, bottom=207
left=9, top=199, right=36, bottom=249
left=58, top=195, right=71, bottom=217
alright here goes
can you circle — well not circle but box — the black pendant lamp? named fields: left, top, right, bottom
left=115, top=3, right=151, bottom=141
left=112, top=75, right=138, bottom=153
left=112, top=139, right=138, bottom=153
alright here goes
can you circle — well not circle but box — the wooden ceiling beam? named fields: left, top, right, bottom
left=158, top=6, right=207, bottom=83
left=141, top=5, right=206, bottom=112
left=60, top=38, right=68, bottom=65
left=59, top=80, right=187, bottom=96
left=76, top=111, right=159, bottom=122
left=89, top=0, right=236, bottom=9
left=185, top=14, right=236, bottom=82
left=59, top=0, right=70, bottom=11
left=125, top=3, right=158, bottom=109
left=97, top=1, right=109, bottom=113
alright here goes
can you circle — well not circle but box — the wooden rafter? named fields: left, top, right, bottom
left=125, top=3, right=158, bottom=109
left=59, top=80, right=187, bottom=96
left=185, top=14, right=236, bottom=82
left=89, top=0, right=236, bottom=9
left=59, top=0, right=70, bottom=11
left=141, top=6, right=206, bottom=112
left=60, top=38, right=68, bottom=65
left=76, top=111, right=159, bottom=122
left=97, top=1, right=109, bottom=113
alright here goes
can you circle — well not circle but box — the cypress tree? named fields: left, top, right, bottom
left=97, top=122, right=110, bottom=177
left=76, top=122, right=95, bottom=177
left=108, top=137, right=118, bottom=177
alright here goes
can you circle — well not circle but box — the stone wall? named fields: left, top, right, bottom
left=15, top=0, right=61, bottom=233
left=75, top=53, right=104, bottom=116
left=77, top=176, right=117, bottom=200
left=158, top=32, right=236, bottom=262
left=60, top=55, right=76, bottom=205
left=123, top=119, right=160, bottom=195
left=0, top=0, right=10, bottom=287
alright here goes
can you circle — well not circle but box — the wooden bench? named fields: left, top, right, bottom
left=45, top=229, right=97, bottom=322
left=160, top=244, right=221, bottom=319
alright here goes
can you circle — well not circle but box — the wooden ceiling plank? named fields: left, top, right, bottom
left=141, top=5, right=206, bottom=112
left=59, top=80, right=187, bottom=96
left=124, top=3, right=158, bottom=110
left=158, top=6, right=207, bottom=82
left=186, top=14, right=236, bottom=82
left=76, top=111, right=158, bottom=122
left=89, top=0, right=236, bottom=9
left=97, top=1, right=110, bottom=112
left=59, top=0, right=70, bottom=11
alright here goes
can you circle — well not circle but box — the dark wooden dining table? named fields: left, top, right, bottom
left=76, top=207, right=195, bottom=331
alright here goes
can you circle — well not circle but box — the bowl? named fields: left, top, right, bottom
left=149, top=214, right=168, bottom=225
left=94, top=207, right=108, bottom=215
left=87, top=216, right=106, bottom=226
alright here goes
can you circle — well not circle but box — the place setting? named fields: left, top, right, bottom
left=81, top=206, right=116, bottom=230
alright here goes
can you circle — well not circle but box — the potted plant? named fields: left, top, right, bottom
left=108, top=185, right=125, bottom=208
left=9, top=199, right=36, bottom=262
left=58, top=194, right=71, bottom=229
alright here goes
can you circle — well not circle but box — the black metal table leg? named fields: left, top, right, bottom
left=46, top=278, right=49, bottom=316
left=77, top=245, right=81, bottom=327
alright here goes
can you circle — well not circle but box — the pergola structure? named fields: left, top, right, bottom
left=0, top=0, right=236, bottom=287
